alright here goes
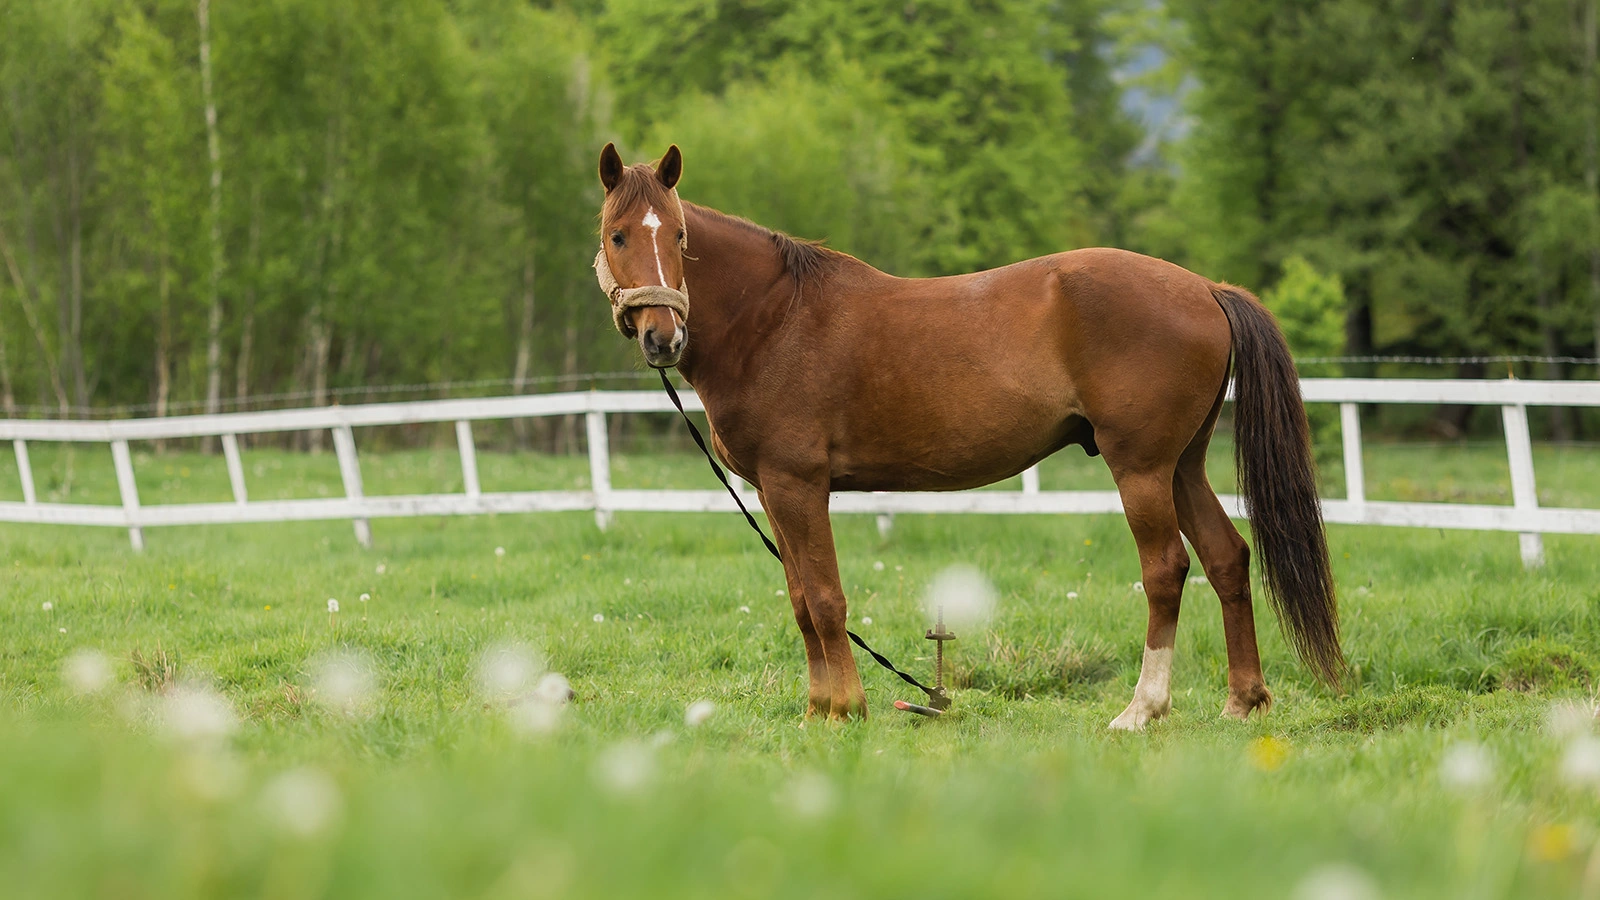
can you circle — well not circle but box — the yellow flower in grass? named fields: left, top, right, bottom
left=1247, top=735, right=1289, bottom=772
left=1527, top=823, right=1578, bottom=862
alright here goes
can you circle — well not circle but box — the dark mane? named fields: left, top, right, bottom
left=601, top=164, right=676, bottom=228
left=683, top=202, right=843, bottom=288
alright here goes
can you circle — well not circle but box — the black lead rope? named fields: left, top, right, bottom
left=658, top=369, right=947, bottom=707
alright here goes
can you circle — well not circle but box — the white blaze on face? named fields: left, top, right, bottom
left=642, top=207, right=667, bottom=286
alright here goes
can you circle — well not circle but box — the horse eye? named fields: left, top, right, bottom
left=676, top=230, right=685, bottom=243
left=611, top=232, right=625, bottom=247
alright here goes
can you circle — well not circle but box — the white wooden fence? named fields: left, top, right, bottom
left=1, top=378, right=1596, bottom=568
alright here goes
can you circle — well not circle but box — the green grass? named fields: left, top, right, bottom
left=2, top=443, right=1600, bottom=899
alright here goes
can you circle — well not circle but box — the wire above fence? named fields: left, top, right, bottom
left=4, top=356, right=1599, bottom=420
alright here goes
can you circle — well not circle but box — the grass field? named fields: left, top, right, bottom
left=2, top=440, right=1599, bottom=899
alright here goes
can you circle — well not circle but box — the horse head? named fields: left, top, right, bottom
left=597, top=143, right=690, bottom=368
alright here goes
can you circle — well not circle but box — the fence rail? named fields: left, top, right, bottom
left=4, top=378, right=1598, bottom=567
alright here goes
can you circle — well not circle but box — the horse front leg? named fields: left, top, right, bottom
left=759, top=473, right=868, bottom=720
left=761, top=491, right=832, bottom=718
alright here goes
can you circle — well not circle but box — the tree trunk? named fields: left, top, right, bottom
left=512, top=239, right=536, bottom=449
left=0, top=223, right=68, bottom=414
left=0, top=315, right=15, bottom=417
left=235, top=183, right=261, bottom=421
left=198, top=0, right=226, bottom=450
left=155, top=253, right=172, bottom=453
left=66, top=114, right=86, bottom=412
left=1586, top=0, right=1600, bottom=361
left=557, top=318, right=578, bottom=454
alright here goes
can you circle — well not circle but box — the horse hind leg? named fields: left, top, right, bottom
left=1107, top=468, right=1190, bottom=732
left=1173, top=453, right=1273, bottom=719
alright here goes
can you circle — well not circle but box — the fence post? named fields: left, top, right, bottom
left=331, top=424, right=373, bottom=548
left=13, top=439, right=36, bottom=505
left=221, top=433, right=248, bottom=504
left=1500, top=403, right=1544, bottom=568
left=110, top=440, right=144, bottom=552
left=455, top=420, right=481, bottom=500
left=1022, top=464, right=1040, bottom=495
left=1339, top=402, right=1365, bottom=516
left=586, top=409, right=612, bottom=531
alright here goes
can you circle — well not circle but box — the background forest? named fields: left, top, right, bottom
left=1, top=0, right=1597, bottom=438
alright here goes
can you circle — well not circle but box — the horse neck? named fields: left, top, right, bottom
left=675, top=205, right=794, bottom=389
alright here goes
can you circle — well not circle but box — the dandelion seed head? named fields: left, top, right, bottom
left=594, top=741, right=654, bottom=793
left=495, top=546, right=506, bottom=557
left=861, top=616, right=873, bottom=625
left=1545, top=700, right=1596, bottom=739
left=41, top=601, right=53, bottom=612
left=61, top=648, right=113, bottom=696
left=778, top=771, right=837, bottom=819
left=359, top=593, right=370, bottom=603
left=873, top=561, right=885, bottom=572
left=177, top=749, right=245, bottom=803
left=310, top=651, right=376, bottom=716
left=685, top=699, right=716, bottom=727
left=1067, top=591, right=1079, bottom=600
left=159, top=683, right=238, bottom=745
left=592, top=613, right=605, bottom=623
left=475, top=642, right=544, bottom=701
left=261, top=767, right=343, bottom=838
left=1560, top=735, right=1600, bottom=788
left=326, top=598, right=339, bottom=614
left=533, top=672, right=572, bottom=706
left=1439, top=741, right=1494, bottom=791
left=375, top=564, right=387, bottom=575
left=738, top=605, right=751, bottom=614
left=58, top=627, right=67, bottom=634
left=1291, top=863, right=1381, bottom=900
left=925, top=564, right=997, bottom=629
left=1133, top=581, right=1145, bottom=593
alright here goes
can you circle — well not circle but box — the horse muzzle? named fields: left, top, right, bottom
left=636, top=306, right=686, bottom=368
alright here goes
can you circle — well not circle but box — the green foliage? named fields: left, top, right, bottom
left=1263, top=257, right=1346, bottom=460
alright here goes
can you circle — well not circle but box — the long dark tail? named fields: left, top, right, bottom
left=1213, top=285, right=1345, bottom=686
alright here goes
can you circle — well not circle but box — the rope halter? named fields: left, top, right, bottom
left=594, top=198, right=690, bottom=339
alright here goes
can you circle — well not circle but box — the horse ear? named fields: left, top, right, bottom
left=656, top=145, right=682, bottom=190
left=599, top=142, right=623, bottom=192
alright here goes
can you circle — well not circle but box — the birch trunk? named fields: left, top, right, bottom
left=0, top=223, right=68, bottom=414
left=155, top=253, right=172, bottom=453
left=511, top=239, right=536, bottom=448
left=198, top=0, right=226, bottom=449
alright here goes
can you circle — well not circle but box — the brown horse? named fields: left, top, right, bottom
left=594, top=143, right=1342, bottom=727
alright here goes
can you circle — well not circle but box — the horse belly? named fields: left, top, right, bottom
left=828, top=390, right=1082, bottom=492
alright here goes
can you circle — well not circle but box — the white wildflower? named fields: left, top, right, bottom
left=61, top=649, right=113, bottom=696
left=1439, top=742, right=1494, bottom=791
left=1067, top=591, right=1079, bottom=600
left=159, top=683, right=238, bottom=745
left=861, top=616, right=873, bottom=625
left=685, top=699, right=716, bottom=727
left=1133, top=581, right=1145, bottom=593
left=778, top=771, right=837, bottom=819
left=592, top=613, right=605, bottom=623
left=375, top=563, right=387, bottom=575
left=1291, top=863, right=1381, bottom=900
left=873, top=561, right=885, bottom=572
left=594, top=741, right=654, bottom=793
left=261, top=767, right=343, bottom=838
left=359, top=593, right=370, bottom=603
left=739, top=605, right=751, bottom=614
left=41, top=601, right=53, bottom=612
left=1560, top=735, right=1600, bottom=788
left=495, top=546, right=506, bottom=557
left=327, top=598, right=339, bottom=614
left=925, top=565, right=997, bottom=629
left=1545, top=700, right=1596, bottom=739
left=310, top=651, right=376, bottom=717
left=532, top=672, right=572, bottom=705
left=475, top=642, right=543, bottom=701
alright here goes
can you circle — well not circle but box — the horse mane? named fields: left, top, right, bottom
left=683, top=202, right=844, bottom=290
left=602, top=163, right=846, bottom=293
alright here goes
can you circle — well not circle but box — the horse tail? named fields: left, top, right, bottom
left=1212, top=285, right=1345, bottom=687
